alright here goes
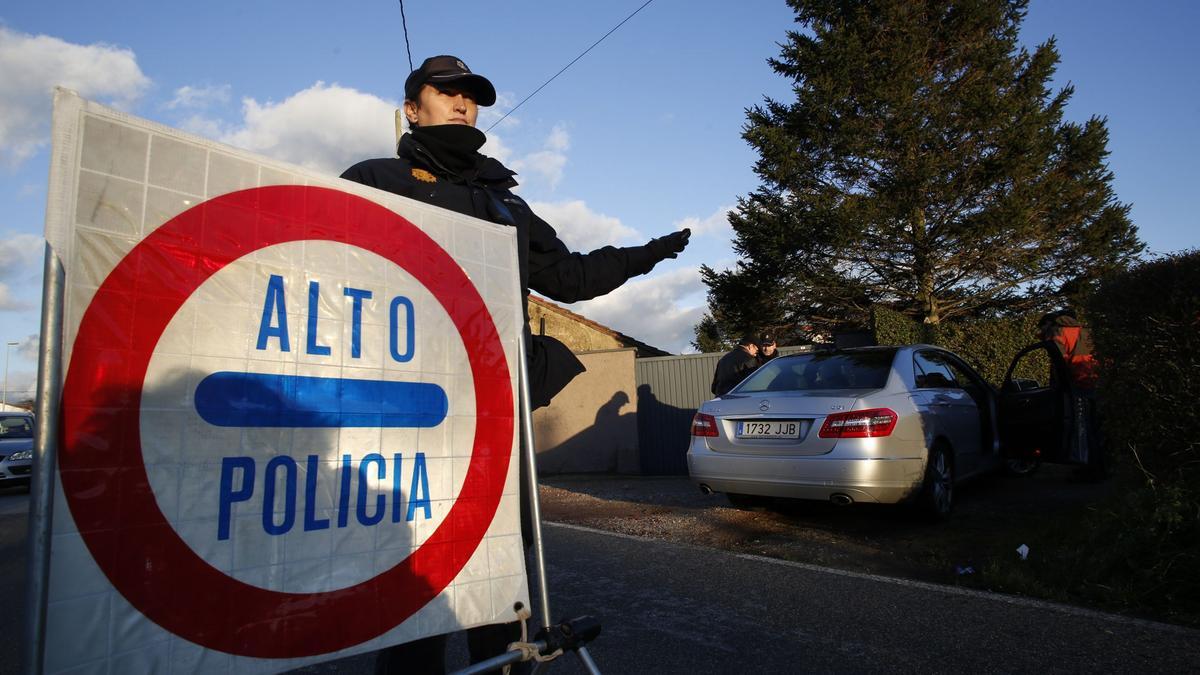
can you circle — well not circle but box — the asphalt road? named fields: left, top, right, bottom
left=1, top=487, right=32, bottom=675
left=4, top=487, right=1198, bottom=674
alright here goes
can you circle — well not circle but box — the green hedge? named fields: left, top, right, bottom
left=1087, top=249, right=1200, bottom=488
left=1079, top=250, right=1200, bottom=623
left=870, top=306, right=1043, bottom=387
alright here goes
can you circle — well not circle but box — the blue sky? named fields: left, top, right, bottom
left=1, top=0, right=1197, bottom=401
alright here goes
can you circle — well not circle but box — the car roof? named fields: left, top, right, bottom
left=801, top=343, right=957, bottom=354
left=775, top=345, right=900, bottom=359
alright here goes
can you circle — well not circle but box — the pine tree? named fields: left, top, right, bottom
left=699, top=0, right=1141, bottom=345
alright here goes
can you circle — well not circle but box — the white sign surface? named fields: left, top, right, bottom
left=41, top=89, right=527, bottom=673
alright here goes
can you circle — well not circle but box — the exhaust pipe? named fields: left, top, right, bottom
left=830, top=493, right=853, bottom=506
left=698, top=484, right=713, bottom=495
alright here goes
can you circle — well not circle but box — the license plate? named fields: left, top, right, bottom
left=736, top=420, right=800, bottom=439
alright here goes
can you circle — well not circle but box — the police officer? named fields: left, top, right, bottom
left=711, top=335, right=760, bottom=397
left=342, top=55, right=690, bottom=674
left=756, top=333, right=779, bottom=367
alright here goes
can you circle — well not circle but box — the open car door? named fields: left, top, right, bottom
left=999, top=341, right=1076, bottom=464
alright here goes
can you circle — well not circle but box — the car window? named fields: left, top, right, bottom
left=943, top=357, right=984, bottom=390
left=737, top=350, right=895, bottom=392
left=914, top=351, right=960, bottom=389
left=0, top=416, right=34, bottom=439
left=1005, top=346, right=1055, bottom=391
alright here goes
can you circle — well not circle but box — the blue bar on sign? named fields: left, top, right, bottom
left=194, top=372, right=448, bottom=428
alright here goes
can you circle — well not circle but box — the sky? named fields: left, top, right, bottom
left=1, top=0, right=1197, bottom=403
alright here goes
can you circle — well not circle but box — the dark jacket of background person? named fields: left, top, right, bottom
left=711, top=345, right=759, bottom=396
left=342, top=131, right=684, bottom=408
left=1038, top=310, right=1105, bottom=476
left=1038, top=311, right=1098, bottom=391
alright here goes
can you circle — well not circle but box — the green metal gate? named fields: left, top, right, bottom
left=634, top=347, right=810, bottom=474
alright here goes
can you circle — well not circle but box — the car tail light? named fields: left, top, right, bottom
left=818, top=408, right=898, bottom=438
left=690, top=412, right=719, bottom=437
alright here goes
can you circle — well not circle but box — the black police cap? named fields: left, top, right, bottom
left=404, top=55, right=497, bottom=107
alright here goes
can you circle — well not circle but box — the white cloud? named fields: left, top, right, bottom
left=177, top=114, right=228, bottom=140
left=1, top=366, right=36, bottom=403
left=0, top=26, right=149, bottom=166
left=544, top=126, right=569, bottom=152
left=15, top=333, right=39, bottom=361
left=165, top=83, right=231, bottom=110
left=514, top=149, right=567, bottom=189
left=0, top=233, right=43, bottom=278
left=218, top=82, right=398, bottom=175
left=0, top=336, right=40, bottom=404
left=676, top=205, right=734, bottom=237
left=0, top=283, right=31, bottom=311
left=569, top=266, right=708, bottom=354
left=477, top=92, right=519, bottom=133
left=481, top=132, right=515, bottom=167
left=526, top=200, right=640, bottom=251
left=0, top=234, right=44, bottom=311
left=509, top=124, right=569, bottom=189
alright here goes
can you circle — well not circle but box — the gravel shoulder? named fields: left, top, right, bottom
left=539, top=464, right=1113, bottom=585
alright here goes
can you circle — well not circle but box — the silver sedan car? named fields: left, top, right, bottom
left=687, top=345, right=1007, bottom=519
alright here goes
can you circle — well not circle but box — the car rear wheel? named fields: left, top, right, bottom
left=919, top=442, right=954, bottom=521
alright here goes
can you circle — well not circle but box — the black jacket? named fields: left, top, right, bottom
left=711, top=347, right=759, bottom=396
left=342, top=133, right=670, bottom=408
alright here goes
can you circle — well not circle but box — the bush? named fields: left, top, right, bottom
left=1087, top=249, right=1200, bottom=488
left=870, top=306, right=1042, bottom=387
left=871, top=305, right=924, bottom=346
left=1024, top=250, right=1200, bottom=624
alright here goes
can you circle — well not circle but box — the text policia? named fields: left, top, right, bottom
left=217, top=452, right=432, bottom=540
left=213, top=272, right=438, bottom=541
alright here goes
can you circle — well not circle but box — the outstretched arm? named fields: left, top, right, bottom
left=527, top=212, right=690, bottom=303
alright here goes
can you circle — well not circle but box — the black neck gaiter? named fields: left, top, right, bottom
left=411, top=125, right=487, bottom=178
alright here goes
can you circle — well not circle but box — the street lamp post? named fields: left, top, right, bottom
left=3, top=341, right=17, bottom=409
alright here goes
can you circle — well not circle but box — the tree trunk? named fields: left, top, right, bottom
left=913, top=209, right=939, bottom=326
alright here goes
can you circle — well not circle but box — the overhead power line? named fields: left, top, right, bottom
left=486, top=0, right=658, bottom=131
left=395, top=0, right=658, bottom=131
left=398, top=0, right=414, bottom=72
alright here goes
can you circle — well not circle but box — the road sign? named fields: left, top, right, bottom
left=40, top=91, right=526, bottom=672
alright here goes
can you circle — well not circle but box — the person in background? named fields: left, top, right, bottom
left=756, top=333, right=779, bottom=368
left=1037, top=309, right=1105, bottom=480
left=342, top=54, right=690, bottom=674
left=711, top=336, right=760, bottom=397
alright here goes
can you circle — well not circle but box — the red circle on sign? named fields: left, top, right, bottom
left=59, top=186, right=514, bottom=657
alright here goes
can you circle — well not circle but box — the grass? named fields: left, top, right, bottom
left=958, top=471, right=1200, bottom=628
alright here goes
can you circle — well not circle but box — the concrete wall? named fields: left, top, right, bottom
left=533, top=348, right=639, bottom=474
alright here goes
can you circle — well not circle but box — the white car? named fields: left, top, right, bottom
left=687, top=345, right=1069, bottom=519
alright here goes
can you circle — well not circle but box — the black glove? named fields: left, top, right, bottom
left=647, top=228, right=691, bottom=260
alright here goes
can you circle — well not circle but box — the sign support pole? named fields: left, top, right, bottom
left=516, top=329, right=602, bottom=674
left=24, top=245, right=65, bottom=675
left=452, top=332, right=602, bottom=675
left=516, top=329, right=553, bottom=630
